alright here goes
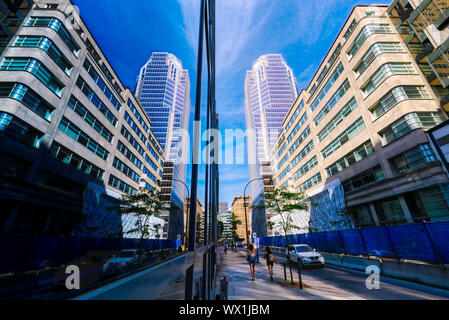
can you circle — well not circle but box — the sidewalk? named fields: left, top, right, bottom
left=215, top=249, right=344, bottom=300
left=214, top=249, right=449, bottom=300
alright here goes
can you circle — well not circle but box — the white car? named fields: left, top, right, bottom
left=287, top=244, right=325, bottom=268
left=103, top=249, right=141, bottom=273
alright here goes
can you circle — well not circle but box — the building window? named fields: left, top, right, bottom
left=143, top=166, right=157, bottom=182
left=145, top=154, right=158, bottom=173
left=328, top=43, right=342, bottom=65
left=58, top=117, right=109, bottom=161
left=299, top=173, right=322, bottom=192
left=321, top=117, right=366, bottom=159
left=0, top=82, right=54, bottom=121
left=342, top=165, right=384, bottom=192
left=409, top=0, right=449, bottom=39
left=277, top=154, right=289, bottom=171
left=343, top=19, right=357, bottom=41
left=13, top=36, right=73, bottom=75
left=108, top=174, right=137, bottom=195
left=67, top=95, right=114, bottom=143
left=113, top=157, right=140, bottom=183
left=26, top=17, right=81, bottom=56
left=278, top=166, right=290, bottom=181
left=310, top=63, right=344, bottom=112
left=429, top=48, right=449, bottom=80
left=275, top=143, right=286, bottom=160
left=36, top=169, right=85, bottom=197
left=294, top=156, right=318, bottom=180
left=50, top=142, right=105, bottom=181
left=352, top=204, right=376, bottom=228
left=288, top=126, right=310, bottom=155
left=374, top=198, right=407, bottom=225
left=347, top=24, right=393, bottom=59
left=117, top=140, right=143, bottom=170
left=379, top=112, right=443, bottom=145
left=146, top=143, right=160, bottom=162
left=0, top=57, right=65, bottom=97
left=405, top=185, right=449, bottom=222
left=354, top=42, right=404, bottom=77
left=326, top=140, right=374, bottom=178
left=291, top=140, right=314, bottom=169
left=314, top=79, right=351, bottom=126
left=0, top=112, right=43, bottom=149
left=124, top=112, right=147, bottom=144
left=370, top=86, right=430, bottom=119
left=286, top=113, right=307, bottom=143
left=362, top=63, right=415, bottom=97
left=285, top=100, right=304, bottom=132
left=83, top=59, right=121, bottom=111
left=75, top=77, right=118, bottom=126
left=127, top=99, right=149, bottom=132
left=318, top=97, right=358, bottom=142
left=390, top=144, right=436, bottom=174
left=120, top=125, right=145, bottom=157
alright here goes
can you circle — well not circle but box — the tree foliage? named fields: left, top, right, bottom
left=253, top=187, right=311, bottom=244
left=230, top=211, right=242, bottom=240
left=117, top=188, right=170, bottom=241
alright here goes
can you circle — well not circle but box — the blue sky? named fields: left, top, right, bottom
left=73, top=0, right=390, bottom=208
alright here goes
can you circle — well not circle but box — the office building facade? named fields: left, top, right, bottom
left=388, top=0, right=449, bottom=113
left=218, top=210, right=232, bottom=240
left=0, top=0, right=164, bottom=237
left=0, top=0, right=34, bottom=55
left=245, top=54, right=298, bottom=237
left=271, top=5, right=449, bottom=233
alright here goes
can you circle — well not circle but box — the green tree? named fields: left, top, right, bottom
left=149, top=223, right=164, bottom=239
left=254, top=187, right=311, bottom=245
left=254, top=187, right=312, bottom=279
left=217, top=220, right=224, bottom=240
left=230, top=211, right=242, bottom=241
left=117, top=188, right=170, bottom=248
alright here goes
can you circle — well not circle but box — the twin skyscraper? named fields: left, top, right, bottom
left=245, top=54, right=299, bottom=237
left=135, top=52, right=190, bottom=239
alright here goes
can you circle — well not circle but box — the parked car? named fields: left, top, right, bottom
left=236, top=242, right=245, bottom=248
left=287, top=244, right=325, bottom=268
left=102, top=249, right=142, bottom=274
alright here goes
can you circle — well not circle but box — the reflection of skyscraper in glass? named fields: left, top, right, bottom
left=245, top=54, right=298, bottom=236
left=135, top=52, right=190, bottom=239
left=135, top=52, right=190, bottom=162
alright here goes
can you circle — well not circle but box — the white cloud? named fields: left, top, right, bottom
left=178, top=0, right=349, bottom=124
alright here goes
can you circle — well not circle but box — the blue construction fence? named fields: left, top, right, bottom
left=257, top=221, right=449, bottom=265
left=0, top=235, right=181, bottom=274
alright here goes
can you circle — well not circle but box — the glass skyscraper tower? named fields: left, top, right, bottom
left=135, top=52, right=190, bottom=239
left=245, top=54, right=298, bottom=236
left=135, top=52, right=190, bottom=162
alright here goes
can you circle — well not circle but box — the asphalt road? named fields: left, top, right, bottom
left=216, top=249, right=449, bottom=300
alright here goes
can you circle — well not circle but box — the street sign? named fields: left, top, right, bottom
left=177, top=234, right=181, bottom=241
left=253, top=233, right=257, bottom=239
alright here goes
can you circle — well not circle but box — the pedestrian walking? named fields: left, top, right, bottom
left=224, top=243, right=228, bottom=254
left=264, top=246, right=275, bottom=281
left=247, top=243, right=256, bottom=281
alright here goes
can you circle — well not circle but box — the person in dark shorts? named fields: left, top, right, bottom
left=247, top=243, right=256, bottom=281
left=264, top=246, right=275, bottom=281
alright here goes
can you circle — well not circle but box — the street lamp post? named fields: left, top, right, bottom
left=243, top=177, right=266, bottom=246
left=172, top=178, right=189, bottom=248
